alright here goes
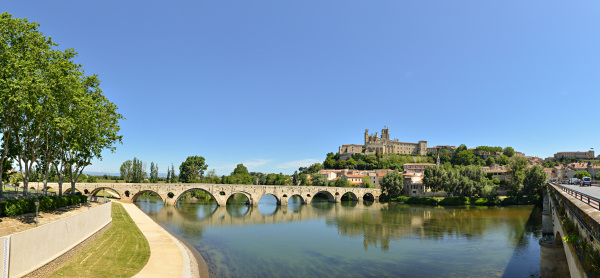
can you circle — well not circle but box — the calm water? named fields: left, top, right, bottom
left=135, top=195, right=542, bottom=278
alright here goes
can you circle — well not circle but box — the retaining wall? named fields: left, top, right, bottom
left=0, top=202, right=112, bottom=278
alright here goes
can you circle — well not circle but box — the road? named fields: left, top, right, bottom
left=555, top=182, right=600, bottom=199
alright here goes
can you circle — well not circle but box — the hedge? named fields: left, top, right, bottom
left=0, top=195, right=88, bottom=217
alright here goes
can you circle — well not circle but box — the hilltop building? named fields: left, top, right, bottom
left=554, top=151, right=595, bottom=160
left=339, top=127, right=428, bottom=159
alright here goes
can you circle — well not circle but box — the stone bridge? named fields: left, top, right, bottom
left=540, top=182, right=600, bottom=278
left=44, top=183, right=382, bottom=206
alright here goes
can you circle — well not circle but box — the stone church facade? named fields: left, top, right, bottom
left=339, top=127, right=427, bottom=159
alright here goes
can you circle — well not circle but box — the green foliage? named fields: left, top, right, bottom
left=423, top=166, right=446, bottom=192
left=311, top=173, right=329, bottom=187
left=179, top=156, right=208, bottom=183
left=573, top=170, right=591, bottom=179
left=542, top=161, right=561, bottom=168
left=523, top=165, right=547, bottom=198
left=362, top=176, right=374, bottom=188
left=506, top=155, right=528, bottom=196
left=323, top=152, right=432, bottom=171
left=87, top=175, right=97, bottom=183
left=0, top=13, right=122, bottom=197
left=334, top=178, right=351, bottom=187
left=221, top=164, right=253, bottom=184
left=149, top=162, right=158, bottom=183
left=380, top=171, right=404, bottom=198
left=475, top=146, right=503, bottom=154
left=393, top=196, right=438, bottom=206
left=485, top=156, right=495, bottom=166
left=0, top=195, right=87, bottom=217
left=438, top=197, right=469, bottom=206
left=503, top=147, right=515, bottom=157
left=452, top=149, right=476, bottom=166
left=498, top=155, right=509, bottom=165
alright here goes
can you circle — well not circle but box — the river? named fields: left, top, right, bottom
left=135, top=195, right=541, bottom=278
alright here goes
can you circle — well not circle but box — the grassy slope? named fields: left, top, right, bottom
left=49, top=202, right=150, bottom=277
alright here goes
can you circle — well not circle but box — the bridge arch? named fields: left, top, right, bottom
left=131, top=190, right=164, bottom=203
left=90, top=187, right=122, bottom=199
left=341, top=191, right=359, bottom=201
left=64, top=187, right=81, bottom=195
left=287, top=194, right=306, bottom=204
left=313, top=191, right=335, bottom=203
left=226, top=191, right=254, bottom=205
left=174, top=188, right=218, bottom=205
left=257, top=193, right=280, bottom=205
left=363, top=193, right=375, bottom=201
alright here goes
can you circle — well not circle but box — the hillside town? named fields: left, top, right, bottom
left=314, top=127, right=599, bottom=197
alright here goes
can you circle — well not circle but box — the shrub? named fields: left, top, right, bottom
left=0, top=195, right=88, bottom=217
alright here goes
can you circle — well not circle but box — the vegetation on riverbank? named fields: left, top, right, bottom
left=381, top=195, right=540, bottom=207
left=49, top=202, right=150, bottom=278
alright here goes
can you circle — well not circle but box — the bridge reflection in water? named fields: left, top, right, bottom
left=136, top=196, right=543, bottom=278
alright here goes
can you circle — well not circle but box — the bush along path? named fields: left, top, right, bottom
left=49, top=202, right=150, bottom=278
left=0, top=195, right=88, bottom=217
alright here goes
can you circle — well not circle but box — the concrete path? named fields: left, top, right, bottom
left=118, top=201, right=193, bottom=278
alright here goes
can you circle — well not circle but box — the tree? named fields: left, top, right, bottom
left=149, top=162, right=158, bottom=183
left=453, top=150, right=476, bottom=166
left=503, top=147, right=515, bottom=157
left=380, top=171, right=404, bottom=198
left=179, top=156, right=208, bottom=183
left=166, top=166, right=171, bottom=183
left=130, top=158, right=145, bottom=183
left=573, top=171, right=591, bottom=179
left=362, top=176, right=374, bottom=188
left=334, top=178, right=351, bottom=187
left=170, top=164, right=178, bottom=183
left=456, top=144, right=468, bottom=153
left=523, top=165, right=547, bottom=197
left=311, top=173, right=329, bottom=187
left=423, top=166, right=446, bottom=192
left=120, top=160, right=133, bottom=182
left=507, top=156, right=528, bottom=195
left=486, top=157, right=496, bottom=167
left=223, top=164, right=252, bottom=184
left=498, top=155, right=510, bottom=165
left=438, top=149, right=453, bottom=164
left=0, top=13, right=123, bottom=196
left=202, top=169, right=220, bottom=184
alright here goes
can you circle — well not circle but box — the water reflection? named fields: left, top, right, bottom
left=136, top=196, right=541, bottom=278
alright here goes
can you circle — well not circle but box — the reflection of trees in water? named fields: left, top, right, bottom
left=329, top=204, right=538, bottom=251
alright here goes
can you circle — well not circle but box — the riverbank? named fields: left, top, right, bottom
left=383, top=195, right=540, bottom=206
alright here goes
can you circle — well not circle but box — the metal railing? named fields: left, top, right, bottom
left=553, top=183, right=600, bottom=211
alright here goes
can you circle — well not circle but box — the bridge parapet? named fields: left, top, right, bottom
left=546, top=182, right=600, bottom=278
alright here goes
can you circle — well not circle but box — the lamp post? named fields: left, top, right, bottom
left=592, top=148, right=595, bottom=181
left=34, top=198, right=39, bottom=227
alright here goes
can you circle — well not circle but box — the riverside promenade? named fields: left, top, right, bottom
left=117, top=201, right=200, bottom=278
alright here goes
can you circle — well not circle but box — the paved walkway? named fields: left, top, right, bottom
left=118, top=201, right=193, bottom=278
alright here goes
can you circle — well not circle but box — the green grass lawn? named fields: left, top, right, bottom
left=49, top=202, right=150, bottom=277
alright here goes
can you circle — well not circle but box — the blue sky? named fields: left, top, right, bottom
left=4, top=1, right=600, bottom=176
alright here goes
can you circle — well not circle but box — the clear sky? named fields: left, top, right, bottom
left=4, top=1, right=600, bottom=176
